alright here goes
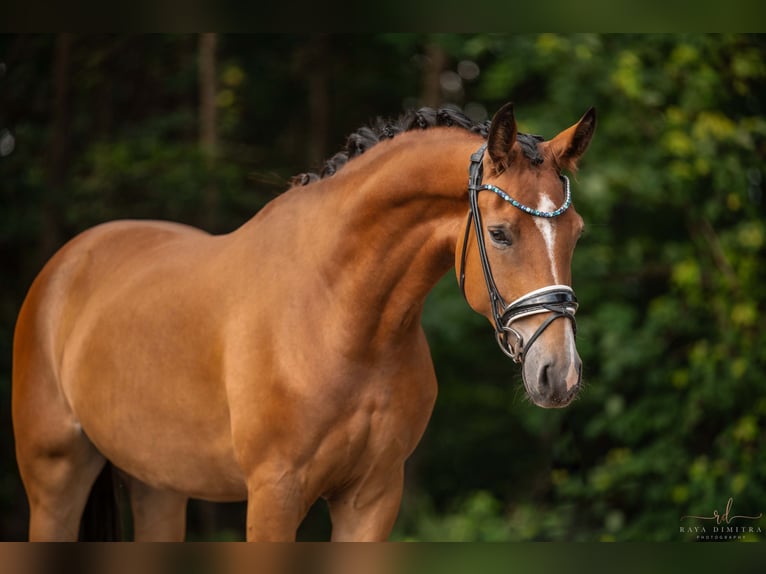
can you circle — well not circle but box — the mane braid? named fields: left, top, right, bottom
left=516, top=133, right=545, bottom=165
left=290, top=107, right=544, bottom=187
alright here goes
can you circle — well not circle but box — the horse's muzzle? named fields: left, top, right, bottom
left=522, top=349, right=582, bottom=408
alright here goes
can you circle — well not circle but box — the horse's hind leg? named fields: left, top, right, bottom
left=13, top=352, right=108, bottom=540
left=16, top=424, right=107, bottom=541
left=127, top=476, right=188, bottom=541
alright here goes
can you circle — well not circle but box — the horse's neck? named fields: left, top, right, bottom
left=308, top=131, right=480, bottom=349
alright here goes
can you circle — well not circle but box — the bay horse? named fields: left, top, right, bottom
left=12, top=102, right=595, bottom=541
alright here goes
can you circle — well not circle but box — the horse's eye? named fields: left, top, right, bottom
left=489, top=227, right=512, bottom=246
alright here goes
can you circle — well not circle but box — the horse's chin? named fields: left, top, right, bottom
left=525, top=387, right=579, bottom=409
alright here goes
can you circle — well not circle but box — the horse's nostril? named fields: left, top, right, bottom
left=537, top=361, right=578, bottom=404
left=540, top=364, right=551, bottom=390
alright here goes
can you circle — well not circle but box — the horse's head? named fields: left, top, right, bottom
left=457, top=103, right=596, bottom=408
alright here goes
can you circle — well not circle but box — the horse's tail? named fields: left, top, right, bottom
left=79, top=462, right=123, bottom=541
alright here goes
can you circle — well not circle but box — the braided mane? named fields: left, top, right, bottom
left=291, top=106, right=544, bottom=187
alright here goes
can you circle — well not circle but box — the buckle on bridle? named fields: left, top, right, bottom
left=496, top=326, right=524, bottom=363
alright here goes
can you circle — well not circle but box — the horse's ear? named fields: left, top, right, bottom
left=487, top=102, right=518, bottom=174
left=548, top=107, right=597, bottom=172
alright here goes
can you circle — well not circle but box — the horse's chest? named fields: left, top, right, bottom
left=322, top=367, right=438, bottom=473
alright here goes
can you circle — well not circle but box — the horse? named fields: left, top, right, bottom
left=12, top=102, right=596, bottom=541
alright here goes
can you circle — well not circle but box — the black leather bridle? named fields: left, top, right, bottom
left=458, top=144, right=579, bottom=363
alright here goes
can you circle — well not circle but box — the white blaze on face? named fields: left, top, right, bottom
left=534, top=194, right=559, bottom=284
left=534, top=193, right=580, bottom=392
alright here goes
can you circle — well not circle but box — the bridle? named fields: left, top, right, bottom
left=458, top=143, right=579, bottom=363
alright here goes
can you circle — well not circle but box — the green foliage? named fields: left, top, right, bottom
left=396, top=491, right=515, bottom=541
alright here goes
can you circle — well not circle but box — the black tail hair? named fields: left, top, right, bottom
left=79, top=462, right=122, bottom=541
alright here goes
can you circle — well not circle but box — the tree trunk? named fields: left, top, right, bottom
left=199, top=33, right=218, bottom=230
left=421, top=42, right=447, bottom=108
left=306, top=34, right=330, bottom=169
left=42, top=33, right=72, bottom=262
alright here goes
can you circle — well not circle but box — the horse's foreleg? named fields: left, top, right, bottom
left=127, top=477, right=188, bottom=541
left=327, top=466, right=404, bottom=542
left=244, top=469, right=311, bottom=541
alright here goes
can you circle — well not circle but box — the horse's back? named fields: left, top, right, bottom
left=14, top=219, right=209, bottom=379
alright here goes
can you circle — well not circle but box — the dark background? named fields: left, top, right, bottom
left=1, top=34, right=765, bottom=541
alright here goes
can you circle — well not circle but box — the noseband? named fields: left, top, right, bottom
left=458, top=144, right=579, bottom=363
